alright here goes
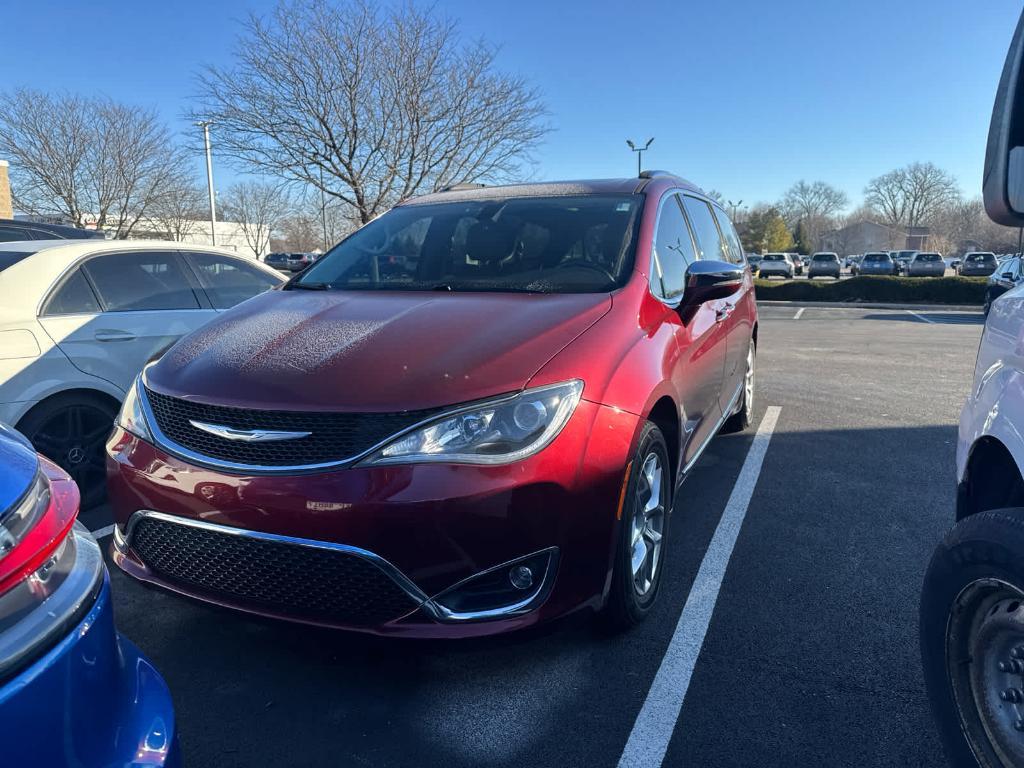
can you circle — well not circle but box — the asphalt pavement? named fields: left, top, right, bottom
left=80, top=304, right=984, bottom=767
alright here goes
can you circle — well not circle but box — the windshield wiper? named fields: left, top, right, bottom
left=288, top=281, right=330, bottom=290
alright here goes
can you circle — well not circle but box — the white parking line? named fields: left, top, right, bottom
left=91, top=524, right=115, bottom=539
left=906, top=310, right=934, bottom=324
left=793, top=308, right=805, bottom=320
left=617, top=406, right=782, bottom=768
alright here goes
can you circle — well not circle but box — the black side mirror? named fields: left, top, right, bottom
left=680, top=260, right=744, bottom=312
left=984, top=11, right=1024, bottom=226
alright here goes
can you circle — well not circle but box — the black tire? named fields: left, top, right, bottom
left=921, top=509, right=1024, bottom=767
left=604, top=422, right=671, bottom=630
left=17, top=391, right=117, bottom=509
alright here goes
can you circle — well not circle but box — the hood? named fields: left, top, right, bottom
left=147, top=290, right=612, bottom=412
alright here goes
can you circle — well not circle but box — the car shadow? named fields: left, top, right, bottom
left=105, top=422, right=952, bottom=768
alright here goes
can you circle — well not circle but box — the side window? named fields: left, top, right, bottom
left=712, top=206, right=745, bottom=264
left=682, top=196, right=728, bottom=262
left=42, top=269, right=101, bottom=315
left=0, top=226, right=28, bottom=242
left=188, top=252, right=280, bottom=309
left=651, top=194, right=696, bottom=301
left=82, top=251, right=200, bottom=311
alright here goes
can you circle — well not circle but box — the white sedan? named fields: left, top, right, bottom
left=0, top=240, right=284, bottom=504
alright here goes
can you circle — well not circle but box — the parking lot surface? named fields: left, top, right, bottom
left=80, top=304, right=984, bottom=767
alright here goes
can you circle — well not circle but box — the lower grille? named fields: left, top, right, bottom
left=130, top=516, right=420, bottom=626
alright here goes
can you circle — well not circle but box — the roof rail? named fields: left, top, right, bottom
left=438, top=182, right=487, bottom=193
left=638, top=170, right=677, bottom=179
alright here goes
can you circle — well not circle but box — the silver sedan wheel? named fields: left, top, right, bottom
left=630, top=452, right=666, bottom=598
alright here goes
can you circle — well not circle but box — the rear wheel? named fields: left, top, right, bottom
left=18, top=392, right=116, bottom=508
left=604, top=422, right=671, bottom=629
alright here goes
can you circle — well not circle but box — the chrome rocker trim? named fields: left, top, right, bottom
left=118, top=511, right=558, bottom=624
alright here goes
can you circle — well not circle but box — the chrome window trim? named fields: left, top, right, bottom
left=121, top=510, right=558, bottom=623
left=647, top=189, right=702, bottom=309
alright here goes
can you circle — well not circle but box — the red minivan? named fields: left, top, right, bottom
left=106, top=172, right=757, bottom=637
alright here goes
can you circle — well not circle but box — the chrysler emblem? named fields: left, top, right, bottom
left=188, top=420, right=311, bottom=442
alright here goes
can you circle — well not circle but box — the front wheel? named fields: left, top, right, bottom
left=722, top=340, right=755, bottom=434
left=604, top=422, right=671, bottom=629
left=921, top=509, right=1024, bottom=767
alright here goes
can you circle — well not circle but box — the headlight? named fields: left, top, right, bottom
left=359, top=380, right=584, bottom=466
left=116, top=374, right=152, bottom=442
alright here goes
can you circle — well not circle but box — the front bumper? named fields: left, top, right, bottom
left=106, top=399, right=640, bottom=638
left=0, top=528, right=177, bottom=767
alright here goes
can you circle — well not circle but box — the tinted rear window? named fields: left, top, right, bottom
left=812, top=254, right=837, bottom=262
left=0, top=251, right=35, bottom=272
left=864, top=254, right=889, bottom=262
left=967, top=254, right=995, bottom=263
left=763, top=254, right=786, bottom=262
left=917, top=253, right=942, bottom=262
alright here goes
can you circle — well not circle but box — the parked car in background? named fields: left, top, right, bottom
left=106, top=173, right=758, bottom=638
left=958, top=251, right=998, bottom=276
left=906, top=251, right=946, bottom=277
left=891, top=250, right=917, bottom=275
left=0, top=240, right=284, bottom=506
left=758, top=252, right=795, bottom=279
left=747, top=254, right=762, bottom=271
left=807, top=252, right=841, bottom=279
left=948, top=257, right=962, bottom=272
left=0, top=423, right=177, bottom=766
left=858, top=252, right=896, bottom=275
left=265, top=252, right=314, bottom=272
left=844, top=255, right=860, bottom=272
left=794, top=254, right=808, bottom=275
left=0, top=219, right=106, bottom=242
left=983, top=254, right=1023, bottom=316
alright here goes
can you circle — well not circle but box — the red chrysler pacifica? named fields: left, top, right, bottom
left=106, top=172, right=757, bottom=638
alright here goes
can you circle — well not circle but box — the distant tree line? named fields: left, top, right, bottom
left=735, top=163, right=1020, bottom=256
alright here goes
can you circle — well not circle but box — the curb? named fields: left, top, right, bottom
left=756, top=300, right=982, bottom=312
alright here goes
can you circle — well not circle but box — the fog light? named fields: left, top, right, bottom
left=509, top=565, right=534, bottom=590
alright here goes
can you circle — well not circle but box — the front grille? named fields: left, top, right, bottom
left=145, top=387, right=440, bottom=467
left=130, top=516, right=420, bottom=625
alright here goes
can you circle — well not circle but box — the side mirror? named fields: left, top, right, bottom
left=680, top=260, right=744, bottom=311
left=984, top=11, right=1024, bottom=225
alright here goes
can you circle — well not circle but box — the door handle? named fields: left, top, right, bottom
left=715, top=303, right=735, bottom=322
left=94, top=330, right=136, bottom=342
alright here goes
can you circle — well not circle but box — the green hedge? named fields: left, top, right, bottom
left=753, top=275, right=988, bottom=304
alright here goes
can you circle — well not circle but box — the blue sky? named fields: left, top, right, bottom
left=0, top=0, right=1020, bottom=210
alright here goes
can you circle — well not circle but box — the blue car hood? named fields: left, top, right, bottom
left=0, top=424, right=38, bottom=515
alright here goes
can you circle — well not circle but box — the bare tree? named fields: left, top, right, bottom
left=148, top=176, right=208, bottom=241
left=191, top=0, right=549, bottom=225
left=864, top=162, right=960, bottom=229
left=781, top=180, right=849, bottom=223
left=221, top=181, right=291, bottom=257
left=0, top=89, right=188, bottom=237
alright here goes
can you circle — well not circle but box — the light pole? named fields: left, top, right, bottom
left=626, top=138, right=654, bottom=177
left=196, top=121, right=217, bottom=246
left=727, top=199, right=745, bottom=221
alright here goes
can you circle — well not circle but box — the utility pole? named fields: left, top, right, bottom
left=196, top=121, right=217, bottom=246
left=626, top=138, right=654, bottom=177
left=319, top=163, right=329, bottom=252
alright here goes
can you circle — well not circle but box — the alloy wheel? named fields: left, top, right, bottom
left=630, top=452, right=666, bottom=598
left=27, top=404, right=112, bottom=497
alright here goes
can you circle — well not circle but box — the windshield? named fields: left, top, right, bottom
left=294, top=195, right=641, bottom=293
